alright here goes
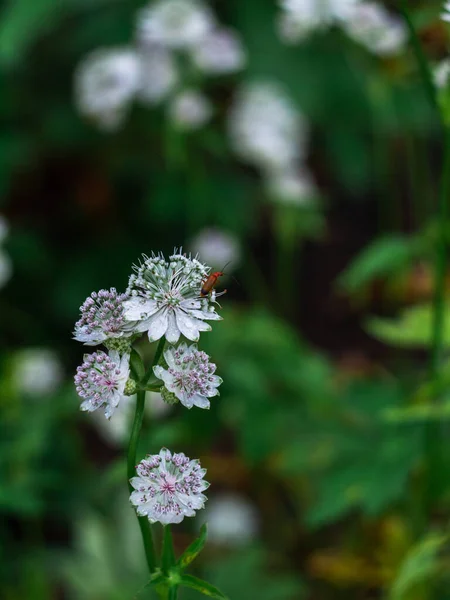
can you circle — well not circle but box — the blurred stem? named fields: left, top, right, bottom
left=127, top=351, right=158, bottom=575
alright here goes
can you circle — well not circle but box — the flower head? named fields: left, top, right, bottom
left=124, top=250, right=221, bottom=344
left=169, top=90, right=213, bottom=131
left=154, top=343, right=222, bottom=409
left=344, top=2, right=407, bottom=56
left=137, top=0, right=215, bottom=49
left=130, top=448, right=209, bottom=525
left=442, top=1, right=450, bottom=23
left=189, top=228, right=241, bottom=271
left=190, top=27, right=246, bottom=74
left=203, top=493, right=259, bottom=545
left=266, top=168, right=318, bottom=206
left=14, top=348, right=63, bottom=397
left=74, top=47, right=141, bottom=130
left=74, top=288, right=134, bottom=348
left=138, top=46, right=179, bottom=105
left=74, top=350, right=130, bottom=419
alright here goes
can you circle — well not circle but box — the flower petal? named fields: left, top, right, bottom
left=191, top=394, right=210, bottom=409
left=165, top=310, right=180, bottom=344
left=146, top=309, right=169, bottom=342
left=175, top=310, right=211, bottom=341
left=123, top=297, right=158, bottom=321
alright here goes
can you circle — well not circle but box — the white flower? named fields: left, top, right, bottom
left=442, top=1, right=450, bottom=23
left=138, top=45, right=179, bottom=105
left=137, top=0, right=215, bottom=49
left=344, top=2, right=407, bottom=56
left=229, top=81, right=308, bottom=173
left=189, top=228, right=241, bottom=271
left=74, top=47, right=141, bottom=131
left=154, top=343, right=222, bottom=409
left=277, top=0, right=360, bottom=43
left=14, top=348, right=63, bottom=397
left=169, top=90, right=212, bottom=130
left=130, top=448, right=209, bottom=525
left=74, top=288, right=134, bottom=347
left=74, top=350, right=130, bottom=419
left=190, top=27, right=246, bottom=74
left=202, top=493, right=259, bottom=545
left=124, top=250, right=222, bottom=344
left=266, top=168, right=318, bottom=205
left=435, top=58, right=450, bottom=89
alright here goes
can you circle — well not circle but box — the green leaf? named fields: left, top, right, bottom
left=177, top=524, right=208, bottom=571
left=389, top=533, right=448, bottom=600
left=366, top=303, right=450, bottom=348
left=162, top=526, right=176, bottom=574
left=337, top=235, right=421, bottom=293
left=179, top=574, right=228, bottom=599
left=130, top=349, right=145, bottom=381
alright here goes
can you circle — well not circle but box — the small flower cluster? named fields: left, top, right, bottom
left=277, top=0, right=407, bottom=57
left=228, top=81, right=319, bottom=206
left=73, top=249, right=224, bottom=524
left=75, top=0, right=246, bottom=131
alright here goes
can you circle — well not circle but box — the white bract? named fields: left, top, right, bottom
left=442, top=1, right=450, bottom=23
left=344, top=2, right=407, bottom=56
left=278, top=0, right=360, bottom=42
left=137, top=0, right=215, bottom=49
left=74, top=288, right=133, bottom=346
left=191, top=27, right=246, bottom=74
left=124, top=251, right=221, bottom=343
left=74, top=47, right=141, bottom=130
left=203, top=493, right=259, bottom=545
left=229, top=81, right=307, bottom=173
left=138, top=46, right=179, bottom=105
left=14, top=348, right=63, bottom=397
left=74, top=350, right=130, bottom=419
left=169, top=90, right=212, bottom=130
left=130, top=448, right=209, bottom=525
left=154, top=343, right=222, bottom=409
left=190, top=228, right=241, bottom=271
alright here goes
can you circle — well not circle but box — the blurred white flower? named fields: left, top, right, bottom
left=14, top=348, right=63, bottom=397
left=124, top=251, right=221, bottom=344
left=130, top=448, right=209, bottom=525
left=278, top=0, right=359, bottom=43
left=93, top=392, right=172, bottom=446
left=229, top=81, right=307, bottom=173
left=202, top=493, right=259, bottom=545
left=169, top=90, right=212, bottom=130
left=137, top=0, right=215, bottom=49
left=344, top=2, right=407, bottom=56
left=442, top=1, right=450, bottom=23
left=74, top=47, right=141, bottom=131
left=190, top=228, right=241, bottom=271
left=191, top=28, right=246, bottom=74
left=267, top=168, right=318, bottom=205
left=435, top=58, right=450, bottom=89
left=138, top=46, right=179, bottom=105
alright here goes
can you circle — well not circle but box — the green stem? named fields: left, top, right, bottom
left=127, top=387, right=157, bottom=574
left=143, top=338, right=166, bottom=385
left=162, top=526, right=178, bottom=599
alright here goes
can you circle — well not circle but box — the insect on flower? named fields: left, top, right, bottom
left=200, top=261, right=231, bottom=298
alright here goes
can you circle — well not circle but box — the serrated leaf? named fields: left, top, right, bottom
left=180, top=574, right=228, bottom=599
left=389, top=533, right=448, bottom=599
left=366, top=304, right=450, bottom=348
left=337, top=235, right=420, bottom=293
left=177, top=524, right=208, bottom=570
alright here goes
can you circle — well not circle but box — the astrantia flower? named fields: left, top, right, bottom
left=442, top=1, right=450, bottom=23
left=203, top=493, right=259, bottom=545
left=154, top=343, right=222, bottom=409
left=137, top=0, right=215, bottom=49
left=190, top=28, right=246, bottom=74
left=189, top=228, right=241, bottom=271
left=138, top=46, right=179, bottom=105
left=277, top=0, right=360, bottom=43
left=266, top=168, right=318, bottom=205
left=14, top=348, right=63, bottom=397
left=74, top=47, right=141, bottom=130
left=344, top=2, right=407, bottom=56
left=74, top=288, right=134, bottom=348
left=169, top=90, right=212, bottom=130
left=130, top=448, right=209, bottom=525
left=74, top=350, right=130, bottom=419
left=229, top=82, right=307, bottom=173
left=124, top=251, right=221, bottom=343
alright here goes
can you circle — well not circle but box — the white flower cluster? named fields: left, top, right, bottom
left=73, top=249, right=225, bottom=524
left=229, top=81, right=319, bottom=206
left=443, top=1, right=450, bottom=23
left=75, top=0, right=246, bottom=132
left=277, top=0, right=407, bottom=57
